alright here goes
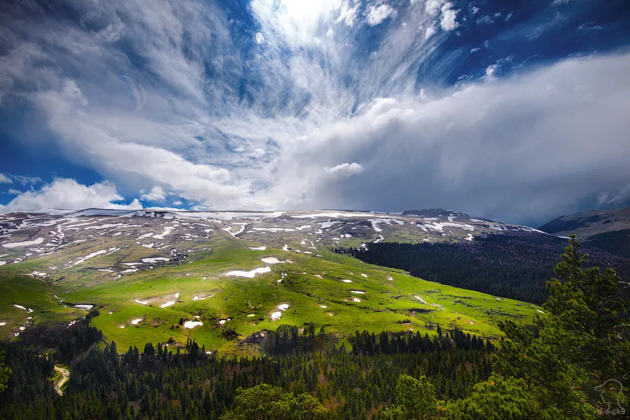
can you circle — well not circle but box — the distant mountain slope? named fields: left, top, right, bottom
left=0, top=209, right=546, bottom=352
left=338, top=233, right=630, bottom=305
left=539, top=207, right=630, bottom=258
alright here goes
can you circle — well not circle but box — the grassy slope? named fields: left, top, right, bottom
left=0, top=236, right=540, bottom=354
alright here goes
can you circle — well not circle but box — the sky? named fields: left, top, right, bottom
left=0, top=0, right=629, bottom=226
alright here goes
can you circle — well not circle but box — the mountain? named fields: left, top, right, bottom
left=1, top=207, right=627, bottom=354
left=0, top=208, right=547, bottom=353
left=539, top=207, right=630, bottom=258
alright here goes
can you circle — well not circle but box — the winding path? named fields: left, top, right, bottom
left=53, top=365, right=70, bottom=396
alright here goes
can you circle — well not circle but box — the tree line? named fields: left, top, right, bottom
left=336, top=232, right=630, bottom=304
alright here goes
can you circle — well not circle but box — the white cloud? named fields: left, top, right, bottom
left=140, top=186, right=167, bottom=202
left=366, top=4, right=397, bottom=26
left=336, top=1, right=359, bottom=27
left=326, top=162, right=365, bottom=176
left=0, top=174, right=12, bottom=184
left=265, top=53, right=630, bottom=223
left=440, top=3, right=458, bottom=31
left=255, top=32, right=265, bottom=44
left=251, top=0, right=346, bottom=47
left=425, top=0, right=445, bottom=16
left=485, top=64, right=499, bottom=80
left=0, top=178, right=142, bottom=212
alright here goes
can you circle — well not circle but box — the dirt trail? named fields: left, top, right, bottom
left=54, top=365, right=70, bottom=396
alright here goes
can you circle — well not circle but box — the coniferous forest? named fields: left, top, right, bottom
left=0, top=237, right=628, bottom=419
left=336, top=232, right=630, bottom=304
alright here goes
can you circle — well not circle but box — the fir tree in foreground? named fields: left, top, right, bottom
left=444, top=235, right=629, bottom=419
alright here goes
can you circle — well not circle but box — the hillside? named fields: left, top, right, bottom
left=539, top=207, right=630, bottom=258
left=0, top=209, right=544, bottom=353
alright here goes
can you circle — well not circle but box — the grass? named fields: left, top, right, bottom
left=0, top=235, right=541, bottom=354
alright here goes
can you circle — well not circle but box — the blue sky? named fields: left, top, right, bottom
left=0, top=0, right=629, bottom=225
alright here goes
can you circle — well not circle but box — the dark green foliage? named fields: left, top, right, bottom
left=337, top=233, right=630, bottom=304
left=0, top=352, right=10, bottom=393
left=446, top=375, right=544, bottom=420
left=585, top=229, right=630, bottom=258
left=349, top=329, right=492, bottom=356
left=0, top=326, right=492, bottom=419
left=447, top=236, right=630, bottom=419
left=262, top=324, right=328, bottom=355
left=221, top=328, right=239, bottom=341
left=219, top=384, right=327, bottom=419
left=0, top=341, right=55, bottom=407
left=18, top=309, right=103, bottom=363
left=390, top=374, right=437, bottom=420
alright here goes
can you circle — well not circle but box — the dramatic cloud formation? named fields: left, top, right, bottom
left=0, top=179, right=141, bottom=212
left=0, top=0, right=629, bottom=225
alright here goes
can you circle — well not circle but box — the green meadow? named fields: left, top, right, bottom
left=0, top=235, right=541, bottom=354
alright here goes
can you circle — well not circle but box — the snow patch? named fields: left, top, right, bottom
left=225, top=267, right=271, bottom=278
left=249, top=246, right=267, bottom=251
left=253, top=227, right=295, bottom=232
left=3, top=237, right=45, bottom=248
left=319, top=221, right=337, bottom=229
left=341, top=279, right=353, bottom=283
left=153, top=226, right=175, bottom=239
left=142, top=257, right=170, bottom=263
left=72, top=248, right=119, bottom=266
left=270, top=311, right=282, bottom=321
left=130, top=318, right=143, bottom=325
left=417, top=222, right=475, bottom=233
left=261, top=257, right=284, bottom=264
left=183, top=321, right=201, bottom=329
left=161, top=301, right=175, bottom=308
left=75, top=304, right=93, bottom=310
